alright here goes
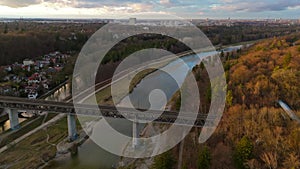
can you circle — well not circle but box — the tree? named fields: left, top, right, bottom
left=260, top=152, right=278, bottom=169
left=283, top=52, right=292, bottom=68
left=197, top=146, right=211, bottom=169
left=3, top=24, right=8, bottom=34
left=0, top=70, right=7, bottom=82
left=226, top=90, right=233, bottom=107
left=234, top=136, right=253, bottom=169
left=175, top=93, right=181, bottom=111
left=220, top=50, right=225, bottom=58
left=283, top=153, right=300, bottom=169
left=151, top=151, right=175, bottom=169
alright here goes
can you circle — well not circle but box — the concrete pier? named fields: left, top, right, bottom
left=67, top=114, right=77, bottom=141
left=132, top=121, right=140, bottom=148
left=5, top=108, right=20, bottom=130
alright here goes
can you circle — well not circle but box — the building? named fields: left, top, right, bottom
left=129, top=18, right=137, bottom=25
left=23, top=59, right=34, bottom=66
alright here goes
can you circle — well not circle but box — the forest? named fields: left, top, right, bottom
left=141, top=33, right=300, bottom=169
left=1, top=21, right=300, bottom=66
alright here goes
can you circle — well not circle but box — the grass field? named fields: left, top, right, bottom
left=0, top=116, right=75, bottom=169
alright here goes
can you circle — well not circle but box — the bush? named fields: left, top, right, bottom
left=234, top=136, right=253, bottom=169
left=151, top=151, right=175, bottom=169
left=197, top=146, right=211, bottom=169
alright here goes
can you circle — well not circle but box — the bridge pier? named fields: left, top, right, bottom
left=5, top=108, right=20, bottom=130
left=67, top=114, right=78, bottom=141
left=132, top=121, right=140, bottom=149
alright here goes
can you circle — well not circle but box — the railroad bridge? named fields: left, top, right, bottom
left=0, top=96, right=214, bottom=147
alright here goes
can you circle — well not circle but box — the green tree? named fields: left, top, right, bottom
left=0, top=70, right=7, bottom=82
left=283, top=52, right=292, bottom=68
left=200, top=62, right=205, bottom=71
left=197, top=146, right=211, bottom=169
left=226, top=90, right=233, bottom=107
left=175, top=93, right=181, bottom=111
left=3, top=24, right=8, bottom=34
left=234, top=136, right=253, bottom=169
left=220, top=50, right=225, bottom=58
left=182, top=163, right=188, bottom=169
left=151, top=151, right=175, bottom=169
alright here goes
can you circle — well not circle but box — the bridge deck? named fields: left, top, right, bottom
left=0, top=96, right=217, bottom=127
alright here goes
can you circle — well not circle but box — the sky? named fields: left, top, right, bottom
left=0, top=0, right=299, bottom=19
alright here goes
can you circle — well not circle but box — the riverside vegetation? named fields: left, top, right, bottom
left=122, top=33, right=300, bottom=169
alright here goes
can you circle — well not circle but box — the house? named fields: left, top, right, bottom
left=22, top=65, right=31, bottom=72
left=28, top=73, right=41, bottom=84
left=5, top=66, right=12, bottom=72
left=24, top=85, right=38, bottom=93
left=23, top=59, right=34, bottom=66
left=35, top=60, right=50, bottom=68
left=47, top=67, right=56, bottom=73
left=42, top=82, right=49, bottom=89
left=28, top=92, right=38, bottom=99
left=0, top=85, right=12, bottom=94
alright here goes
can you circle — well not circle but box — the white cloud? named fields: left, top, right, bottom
left=0, top=1, right=158, bottom=18
left=160, top=0, right=170, bottom=5
left=0, top=0, right=42, bottom=7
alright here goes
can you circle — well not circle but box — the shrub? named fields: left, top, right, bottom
left=234, top=136, right=253, bottom=169
left=197, top=146, right=211, bottom=169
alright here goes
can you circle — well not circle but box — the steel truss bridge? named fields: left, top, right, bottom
left=0, top=96, right=216, bottom=144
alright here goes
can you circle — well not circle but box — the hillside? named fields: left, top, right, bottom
left=228, top=34, right=300, bottom=108
left=147, top=34, right=300, bottom=169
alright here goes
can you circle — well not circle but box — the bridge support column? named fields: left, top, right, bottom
left=5, top=108, right=20, bottom=130
left=132, top=121, right=140, bottom=149
left=67, top=114, right=77, bottom=141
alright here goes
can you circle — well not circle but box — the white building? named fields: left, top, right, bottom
left=129, top=18, right=137, bottom=25
left=23, top=59, right=34, bottom=66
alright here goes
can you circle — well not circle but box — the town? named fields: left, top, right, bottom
left=0, top=51, right=71, bottom=99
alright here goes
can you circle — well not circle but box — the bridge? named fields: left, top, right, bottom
left=0, top=96, right=214, bottom=147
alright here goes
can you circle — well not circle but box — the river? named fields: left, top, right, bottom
left=45, top=45, right=244, bottom=169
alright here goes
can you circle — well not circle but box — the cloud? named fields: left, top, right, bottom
left=159, top=0, right=172, bottom=5
left=158, top=0, right=185, bottom=7
left=73, top=0, right=145, bottom=8
left=213, top=0, right=300, bottom=12
left=0, top=0, right=42, bottom=7
left=0, top=0, right=147, bottom=8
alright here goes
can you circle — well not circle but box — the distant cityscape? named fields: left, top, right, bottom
left=1, top=17, right=300, bottom=27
